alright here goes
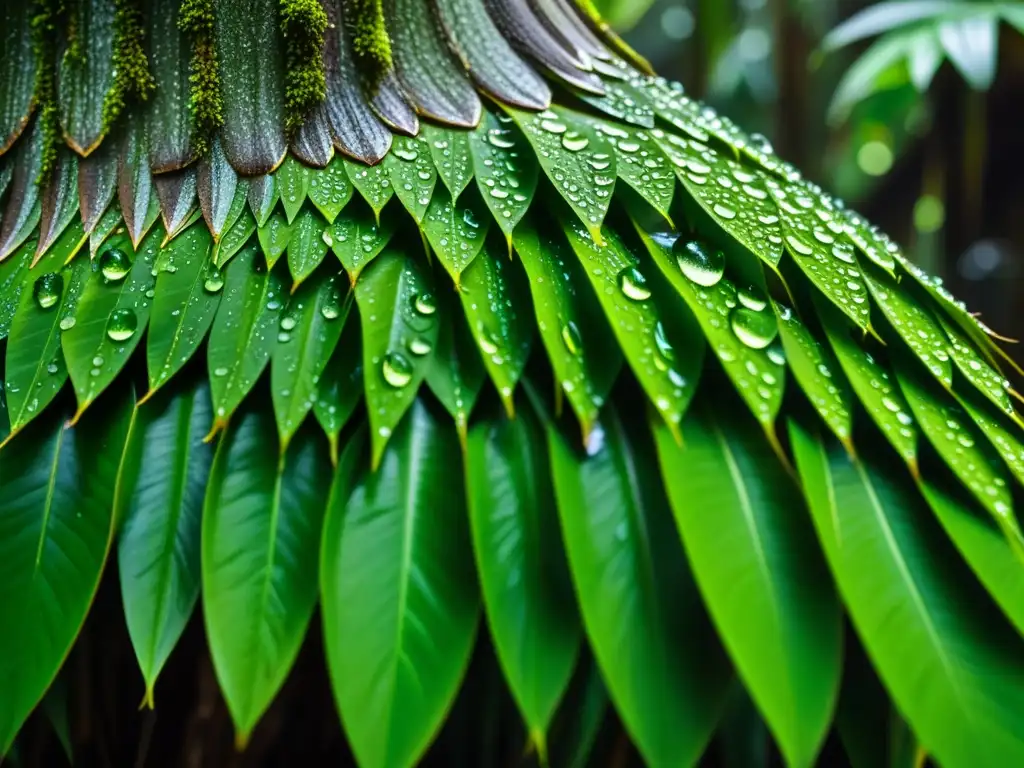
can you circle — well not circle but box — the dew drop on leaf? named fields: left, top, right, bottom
left=561, top=321, right=582, bottom=355
left=382, top=351, right=414, bottom=388
left=730, top=306, right=778, bottom=350
left=33, top=272, right=62, bottom=310
left=414, top=292, right=437, bottom=316
left=106, top=308, right=138, bottom=342
left=618, top=266, right=652, bottom=301
left=100, top=247, right=132, bottom=282
left=674, top=239, right=725, bottom=287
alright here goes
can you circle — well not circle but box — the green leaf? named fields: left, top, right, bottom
left=321, top=400, right=478, bottom=768
left=959, top=388, right=1024, bottom=487
left=424, top=124, right=473, bottom=202
left=344, top=157, right=394, bottom=220
left=276, top=156, right=310, bottom=224
left=203, top=404, right=331, bottom=743
left=468, top=110, right=539, bottom=243
left=146, top=223, right=220, bottom=395
left=325, top=200, right=396, bottom=281
left=248, top=173, right=279, bottom=228
left=0, top=238, right=33, bottom=339
left=789, top=422, right=1024, bottom=768
left=198, top=138, right=241, bottom=240
left=895, top=361, right=1018, bottom=543
left=767, top=181, right=872, bottom=330
left=62, top=231, right=159, bottom=416
left=507, top=107, right=615, bottom=243
left=655, top=130, right=783, bottom=269
left=425, top=288, right=485, bottom=440
left=206, top=246, right=286, bottom=430
left=271, top=275, right=349, bottom=447
left=817, top=297, right=918, bottom=466
left=636, top=228, right=785, bottom=430
left=548, top=407, right=731, bottom=766
left=257, top=208, right=295, bottom=269
left=458, top=238, right=532, bottom=411
left=116, top=378, right=213, bottom=700
left=0, top=386, right=133, bottom=753
left=312, top=315, right=363, bottom=463
left=354, top=251, right=439, bottom=467
left=919, top=477, right=1024, bottom=638
left=936, top=312, right=1014, bottom=418
left=286, top=208, right=330, bottom=287
left=466, top=403, right=580, bottom=749
left=863, top=268, right=952, bottom=388
left=774, top=302, right=853, bottom=443
left=306, top=155, right=353, bottom=224
left=5, top=222, right=89, bottom=433
left=422, top=188, right=491, bottom=282
left=590, top=120, right=674, bottom=223
left=513, top=221, right=621, bottom=434
left=655, top=403, right=842, bottom=766
left=385, top=136, right=437, bottom=224
left=213, top=208, right=256, bottom=268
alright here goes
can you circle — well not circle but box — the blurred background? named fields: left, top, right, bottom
left=597, top=0, right=1024, bottom=350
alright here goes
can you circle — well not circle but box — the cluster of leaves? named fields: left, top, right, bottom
left=0, top=1, right=1023, bottom=767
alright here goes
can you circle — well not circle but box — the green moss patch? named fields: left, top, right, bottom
left=281, top=0, right=328, bottom=134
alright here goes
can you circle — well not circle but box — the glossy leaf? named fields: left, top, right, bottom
left=5, top=222, right=89, bottom=433
left=276, top=155, right=311, bottom=224
left=0, top=387, right=133, bottom=753
left=286, top=208, right=330, bottom=287
left=591, top=120, right=674, bottom=223
left=636, top=228, right=784, bottom=429
left=62, top=231, right=159, bottom=416
left=656, top=404, right=842, bottom=767
left=206, top=246, right=286, bottom=429
left=507, top=107, right=615, bottom=242
left=117, top=379, right=213, bottom=699
left=272, top=275, right=349, bottom=446
left=354, top=251, right=439, bottom=466
left=321, top=400, right=478, bottom=768
left=203, top=403, right=330, bottom=742
left=458, top=238, right=532, bottom=411
left=466, top=403, right=579, bottom=751
left=344, top=157, right=394, bottom=219
left=384, top=135, right=437, bottom=224
left=313, top=313, right=363, bottom=463
left=146, top=224, right=220, bottom=394
left=326, top=200, right=396, bottom=281
left=425, top=287, right=485, bottom=438
left=469, top=110, right=539, bottom=243
left=423, top=124, right=474, bottom=202
left=57, top=0, right=116, bottom=154
left=790, top=423, right=1024, bottom=768
left=548, top=407, right=731, bottom=767
left=422, top=188, right=491, bottom=281
left=307, top=155, right=354, bottom=224
left=257, top=209, right=295, bottom=270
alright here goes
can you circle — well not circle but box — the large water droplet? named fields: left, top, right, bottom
left=414, top=292, right=436, bottom=316
left=730, top=307, right=778, bottom=349
left=675, top=239, right=725, bottom=286
left=382, top=351, right=413, bottom=388
left=33, top=272, right=62, bottom=310
left=204, top=268, right=225, bottom=293
left=561, top=321, right=582, bottom=355
left=618, top=266, right=652, bottom=301
left=561, top=132, right=589, bottom=152
left=106, top=308, right=138, bottom=342
left=408, top=338, right=433, bottom=356
left=321, top=290, right=342, bottom=320
left=100, top=247, right=132, bottom=282
left=738, top=285, right=768, bottom=312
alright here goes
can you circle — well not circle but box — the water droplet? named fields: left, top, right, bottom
left=321, top=291, right=342, bottom=320
left=785, top=234, right=814, bottom=256
left=106, top=308, right=138, bottom=342
left=540, top=119, right=567, bottom=135
left=280, top=316, right=297, bottom=331
left=713, top=203, right=736, bottom=220
left=59, top=316, right=76, bottom=331
left=393, top=147, right=418, bottom=161
left=675, top=239, right=725, bottom=286
left=414, top=293, right=436, bottom=316
left=382, top=351, right=413, bottom=388
left=738, top=285, right=768, bottom=312
left=730, top=307, right=778, bottom=349
left=100, top=247, right=132, bottom=282
left=33, top=272, right=62, bottom=310
left=409, top=338, right=433, bottom=356
left=204, top=268, right=225, bottom=293
left=561, top=321, right=582, bottom=355
left=561, top=132, right=589, bottom=152
left=654, top=321, right=675, bottom=363
left=618, top=266, right=652, bottom=301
